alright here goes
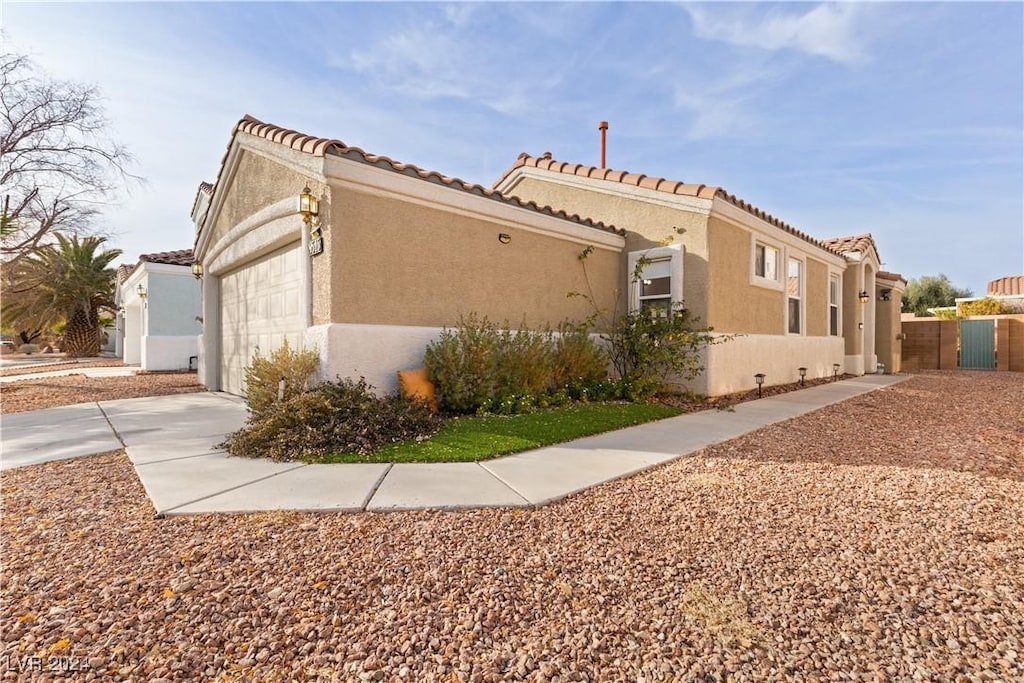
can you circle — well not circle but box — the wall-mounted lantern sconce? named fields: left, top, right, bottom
left=832, top=363, right=841, bottom=381
left=858, top=322, right=864, bottom=330
left=798, top=367, right=807, bottom=387
left=136, top=284, right=147, bottom=298
left=298, top=185, right=319, bottom=226
left=754, top=372, right=766, bottom=398
left=191, top=262, right=203, bottom=279
left=498, top=233, right=511, bottom=244
left=896, top=332, right=906, bottom=341
left=858, top=291, right=870, bottom=304
left=880, top=289, right=892, bottom=302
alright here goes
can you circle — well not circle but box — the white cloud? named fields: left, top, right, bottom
left=339, top=8, right=543, bottom=117
left=685, top=3, right=871, bottom=65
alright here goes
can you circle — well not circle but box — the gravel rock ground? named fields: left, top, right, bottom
left=0, top=373, right=204, bottom=414
left=0, top=359, right=126, bottom=378
left=2, top=371, right=1021, bottom=681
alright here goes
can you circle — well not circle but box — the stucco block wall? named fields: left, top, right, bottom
left=874, top=297, right=902, bottom=373
left=805, top=259, right=828, bottom=337
left=141, top=335, right=199, bottom=371
left=502, top=175, right=711, bottom=322
left=1008, top=316, right=1024, bottom=371
left=208, top=150, right=309, bottom=249
left=705, top=216, right=783, bottom=334
left=329, top=187, right=622, bottom=329
left=901, top=320, right=958, bottom=370
left=147, top=273, right=201, bottom=337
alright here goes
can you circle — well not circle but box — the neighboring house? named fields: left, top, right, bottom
left=494, top=154, right=905, bottom=393
left=955, top=275, right=1024, bottom=314
left=191, top=116, right=623, bottom=396
left=191, top=116, right=904, bottom=397
left=114, top=250, right=202, bottom=370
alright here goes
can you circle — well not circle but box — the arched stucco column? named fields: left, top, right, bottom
left=863, top=265, right=876, bottom=373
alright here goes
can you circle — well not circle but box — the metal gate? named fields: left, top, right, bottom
left=960, top=320, right=996, bottom=369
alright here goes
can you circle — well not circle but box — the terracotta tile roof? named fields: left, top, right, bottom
left=198, top=116, right=622, bottom=239
left=115, top=264, right=135, bottom=284
left=139, top=249, right=195, bottom=267
left=876, top=270, right=906, bottom=284
left=988, top=275, right=1024, bottom=296
left=494, top=153, right=842, bottom=257
left=190, top=181, right=215, bottom=218
left=821, top=234, right=877, bottom=256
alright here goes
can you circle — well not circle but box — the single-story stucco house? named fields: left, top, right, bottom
left=493, top=154, right=905, bottom=392
left=114, top=249, right=201, bottom=370
left=191, top=116, right=903, bottom=397
left=191, top=116, right=623, bottom=396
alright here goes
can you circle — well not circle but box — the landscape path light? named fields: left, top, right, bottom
left=798, top=367, right=807, bottom=387
left=754, top=373, right=766, bottom=398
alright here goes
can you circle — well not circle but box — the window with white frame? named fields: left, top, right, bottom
left=787, top=258, right=802, bottom=334
left=755, top=243, right=779, bottom=281
left=829, top=274, right=840, bottom=336
left=628, top=244, right=684, bottom=316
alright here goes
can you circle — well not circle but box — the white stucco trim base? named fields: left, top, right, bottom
left=305, top=323, right=446, bottom=395
left=141, top=335, right=200, bottom=371
left=699, top=334, right=847, bottom=396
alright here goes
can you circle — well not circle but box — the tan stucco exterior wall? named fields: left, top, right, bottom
left=503, top=176, right=710, bottom=322
left=805, top=259, right=828, bottom=337
left=329, top=187, right=622, bottom=328
left=705, top=216, right=784, bottom=334
left=841, top=265, right=862, bottom=356
left=875, top=295, right=902, bottom=373
left=207, top=150, right=309, bottom=249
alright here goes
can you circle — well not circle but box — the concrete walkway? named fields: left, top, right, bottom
left=1, top=375, right=908, bottom=515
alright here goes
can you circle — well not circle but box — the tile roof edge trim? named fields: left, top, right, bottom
left=199, top=115, right=622, bottom=239
left=496, top=157, right=843, bottom=258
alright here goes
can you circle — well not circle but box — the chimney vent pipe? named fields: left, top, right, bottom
left=598, top=121, right=608, bottom=169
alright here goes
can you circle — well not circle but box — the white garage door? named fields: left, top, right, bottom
left=220, top=243, right=303, bottom=396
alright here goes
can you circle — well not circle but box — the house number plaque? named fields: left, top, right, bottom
left=309, top=227, right=324, bottom=257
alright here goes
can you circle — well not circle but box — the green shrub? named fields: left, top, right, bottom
left=494, top=325, right=553, bottom=401
left=424, top=315, right=609, bottom=414
left=243, top=339, right=319, bottom=417
left=605, top=304, right=723, bottom=401
left=18, top=343, right=39, bottom=354
left=551, top=320, right=608, bottom=389
left=221, top=378, right=440, bottom=461
left=423, top=314, right=500, bottom=413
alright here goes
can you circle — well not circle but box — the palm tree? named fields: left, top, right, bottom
left=2, top=233, right=121, bottom=357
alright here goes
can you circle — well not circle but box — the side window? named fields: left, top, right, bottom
left=829, top=274, right=840, bottom=336
left=787, top=258, right=802, bottom=334
left=755, top=243, right=779, bottom=281
left=638, top=257, right=672, bottom=316
left=628, top=244, right=684, bottom=315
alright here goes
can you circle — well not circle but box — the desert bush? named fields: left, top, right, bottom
left=959, top=297, right=1006, bottom=316
left=423, top=314, right=500, bottom=413
left=424, top=315, right=609, bottom=414
left=17, top=343, right=39, bottom=354
left=243, top=340, right=319, bottom=417
left=222, top=378, right=440, bottom=461
left=551, top=320, right=608, bottom=389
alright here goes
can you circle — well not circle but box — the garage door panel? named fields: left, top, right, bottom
left=220, top=243, right=304, bottom=396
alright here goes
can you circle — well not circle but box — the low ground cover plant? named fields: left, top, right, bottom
left=319, top=401, right=684, bottom=463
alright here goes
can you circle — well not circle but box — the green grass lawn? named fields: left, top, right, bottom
left=317, top=402, right=685, bottom=464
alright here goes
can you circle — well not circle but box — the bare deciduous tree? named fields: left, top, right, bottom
left=0, top=52, right=137, bottom=265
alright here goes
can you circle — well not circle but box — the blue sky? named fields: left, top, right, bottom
left=3, top=1, right=1022, bottom=295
